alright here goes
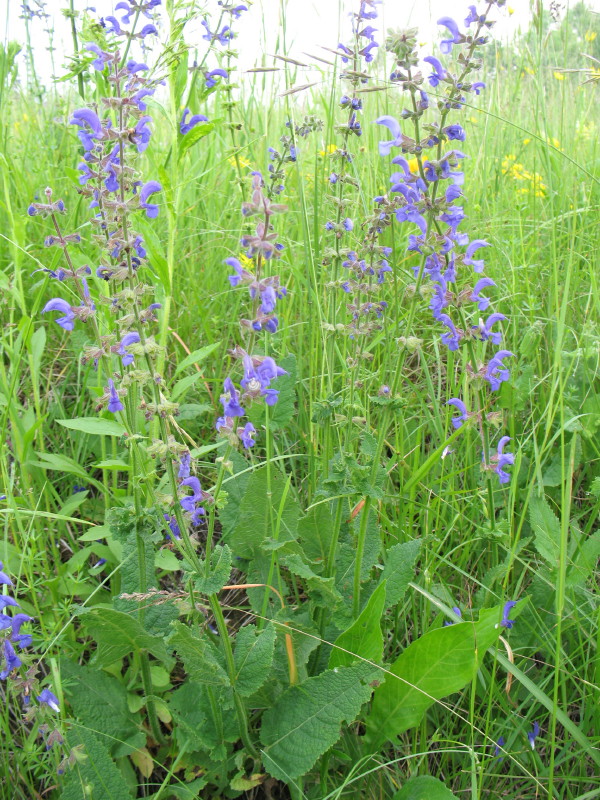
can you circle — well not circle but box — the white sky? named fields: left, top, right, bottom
left=1, top=0, right=599, bottom=90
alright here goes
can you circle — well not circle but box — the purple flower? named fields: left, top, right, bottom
left=474, top=312, right=506, bottom=345
left=164, top=514, right=181, bottom=540
left=115, top=1, right=132, bottom=23
left=37, top=688, right=60, bottom=712
left=0, top=562, right=13, bottom=587
left=139, top=181, right=162, bottom=218
left=220, top=377, right=245, bottom=417
left=492, top=437, right=514, bottom=484
left=0, top=596, right=19, bottom=611
left=447, top=398, right=469, bottom=429
left=527, top=721, right=540, bottom=750
left=133, top=116, right=152, bottom=152
left=343, top=218, right=354, bottom=231
left=180, top=108, right=209, bottom=135
left=485, top=350, right=513, bottom=391
left=205, top=68, right=228, bottom=88
left=443, top=124, right=466, bottom=141
left=500, top=599, right=517, bottom=627
left=139, top=24, right=158, bottom=38
left=126, top=60, right=149, bottom=74
left=464, top=239, right=490, bottom=272
left=437, top=17, right=463, bottom=54
left=439, top=314, right=462, bottom=351
left=70, top=108, right=103, bottom=152
left=132, top=87, right=155, bottom=111
left=471, top=81, right=486, bottom=94
left=103, top=15, right=123, bottom=35
left=180, top=477, right=204, bottom=517
left=238, top=422, right=256, bottom=449
left=423, top=55, right=446, bottom=86
left=444, top=606, right=462, bottom=626
left=494, top=736, right=506, bottom=760
left=201, top=20, right=233, bottom=45
left=107, top=379, right=124, bottom=414
left=470, top=277, right=495, bottom=311
left=178, top=453, right=191, bottom=479
left=117, top=332, right=141, bottom=366
left=0, top=639, right=21, bottom=679
left=42, top=299, right=76, bottom=331
left=375, top=116, right=404, bottom=157
left=256, top=357, right=287, bottom=386
left=85, top=42, right=111, bottom=71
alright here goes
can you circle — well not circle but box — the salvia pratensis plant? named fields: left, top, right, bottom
left=11, top=0, right=578, bottom=795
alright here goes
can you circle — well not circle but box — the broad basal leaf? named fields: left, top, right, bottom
left=61, top=659, right=145, bottom=758
left=56, top=417, right=126, bottom=437
left=60, top=727, right=134, bottom=800
left=380, top=539, right=421, bottom=608
left=260, top=663, right=376, bottom=781
left=81, top=608, right=173, bottom=668
left=365, top=602, right=524, bottom=750
left=329, top=581, right=386, bottom=669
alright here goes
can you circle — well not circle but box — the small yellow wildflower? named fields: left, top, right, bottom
left=523, top=66, right=535, bottom=76
left=407, top=156, right=419, bottom=173
left=318, top=144, right=338, bottom=157
left=228, top=154, right=252, bottom=169
left=238, top=252, right=254, bottom=269
left=507, top=5, right=515, bottom=14
left=553, top=71, right=565, bottom=81
left=584, top=30, right=597, bottom=43
left=522, top=138, right=531, bottom=146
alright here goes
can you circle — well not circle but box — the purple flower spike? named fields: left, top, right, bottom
left=37, top=688, right=60, bottom=712
left=527, top=721, right=540, bottom=750
left=42, top=299, right=76, bottom=331
left=492, top=436, right=514, bottom=484
left=178, top=453, right=191, bottom=480
left=447, top=398, right=469, bottom=429
left=463, top=239, right=490, bottom=272
left=375, top=116, right=404, bottom=156
left=437, top=16, right=463, bottom=54
left=180, top=477, right=203, bottom=514
left=139, top=180, right=162, bottom=218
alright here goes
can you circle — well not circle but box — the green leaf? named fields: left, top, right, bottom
left=93, top=459, right=130, bottom=471
left=297, top=503, right=334, bottom=567
left=380, top=539, right=422, bottom=609
left=329, top=581, right=386, bottom=669
left=233, top=623, right=276, bottom=696
left=364, top=602, right=524, bottom=750
left=56, top=417, right=126, bottom=437
left=135, top=215, right=170, bottom=291
left=260, top=664, right=376, bottom=781
left=32, top=451, right=88, bottom=478
left=81, top=608, right=173, bottom=668
left=178, top=122, right=214, bottom=159
left=60, top=727, right=135, bottom=800
left=280, top=552, right=343, bottom=608
left=169, top=621, right=230, bottom=686
left=194, top=545, right=232, bottom=595
left=171, top=372, right=203, bottom=402
left=226, top=466, right=300, bottom=558
left=61, top=659, right=145, bottom=758
left=393, top=775, right=459, bottom=800
left=174, top=342, right=221, bottom=376
left=169, top=681, right=238, bottom=758
left=529, top=496, right=561, bottom=566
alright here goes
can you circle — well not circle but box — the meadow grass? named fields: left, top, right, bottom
left=0, top=2, right=599, bottom=799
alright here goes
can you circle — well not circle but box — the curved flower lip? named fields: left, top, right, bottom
left=70, top=108, right=102, bottom=136
left=375, top=115, right=403, bottom=156
left=423, top=55, right=446, bottom=78
left=42, top=298, right=76, bottom=330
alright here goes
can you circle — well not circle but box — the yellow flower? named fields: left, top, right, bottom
left=238, top=252, right=254, bottom=269
left=584, top=30, right=597, bottom=43
left=318, top=144, right=337, bottom=157
left=507, top=5, right=515, bottom=14
left=523, top=66, right=535, bottom=76
left=407, top=157, right=419, bottom=173
left=228, top=154, right=251, bottom=169
left=468, top=116, right=478, bottom=124
left=523, top=138, right=531, bottom=145
left=553, top=71, right=565, bottom=81
left=546, top=136, right=560, bottom=149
